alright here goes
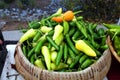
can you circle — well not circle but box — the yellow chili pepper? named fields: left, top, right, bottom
left=75, top=40, right=96, bottom=57
left=19, top=29, right=36, bottom=43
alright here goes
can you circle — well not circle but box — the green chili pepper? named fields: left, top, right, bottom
left=33, top=30, right=42, bottom=42
left=81, top=58, right=93, bottom=69
left=69, top=55, right=80, bottom=68
left=47, top=30, right=54, bottom=36
left=21, top=29, right=28, bottom=33
left=76, top=16, right=83, bottom=20
left=92, top=23, right=97, bottom=30
left=63, top=20, right=69, bottom=35
left=68, top=28, right=76, bottom=36
left=110, top=29, right=120, bottom=40
left=100, top=36, right=108, bottom=50
left=64, top=43, right=68, bottom=62
left=69, top=21, right=76, bottom=27
left=48, top=43, right=52, bottom=49
left=28, top=47, right=35, bottom=58
left=30, top=54, right=35, bottom=64
left=103, top=23, right=120, bottom=29
left=100, top=44, right=108, bottom=50
left=46, top=36, right=59, bottom=50
left=88, top=23, right=94, bottom=35
left=113, top=36, right=120, bottom=56
left=91, top=35, right=100, bottom=49
left=40, top=19, right=46, bottom=26
left=66, top=34, right=79, bottom=54
left=28, top=21, right=40, bottom=29
left=22, top=45, right=27, bottom=57
left=46, top=20, right=52, bottom=27
left=79, top=55, right=88, bottom=64
left=101, top=36, right=106, bottom=45
left=76, top=21, right=88, bottom=38
left=97, top=28, right=105, bottom=37
left=35, top=37, right=46, bottom=54
left=68, top=47, right=76, bottom=60
left=27, top=44, right=31, bottom=53
left=55, top=44, right=63, bottom=66
left=72, top=30, right=81, bottom=40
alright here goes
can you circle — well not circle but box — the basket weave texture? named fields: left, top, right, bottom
left=14, top=43, right=111, bottom=80
left=107, top=36, right=120, bottom=63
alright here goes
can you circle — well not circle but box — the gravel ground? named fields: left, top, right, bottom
left=0, top=0, right=62, bottom=31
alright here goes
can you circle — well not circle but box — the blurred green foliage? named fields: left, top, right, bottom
left=16, top=0, right=35, bottom=9
left=61, top=0, right=120, bottom=23
left=3, top=0, right=14, bottom=3
left=0, top=1, right=6, bottom=8
left=0, top=0, right=35, bottom=9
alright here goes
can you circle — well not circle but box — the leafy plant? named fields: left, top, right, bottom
left=3, top=0, right=15, bottom=4
left=60, top=0, right=81, bottom=11
left=20, top=0, right=35, bottom=8
left=0, top=1, right=6, bottom=8
left=60, top=0, right=120, bottom=23
left=80, top=0, right=120, bottom=23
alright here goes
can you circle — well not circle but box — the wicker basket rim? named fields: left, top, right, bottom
left=107, top=35, right=120, bottom=63
left=16, top=42, right=111, bottom=73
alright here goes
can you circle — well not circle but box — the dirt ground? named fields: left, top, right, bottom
left=1, top=21, right=28, bottom=31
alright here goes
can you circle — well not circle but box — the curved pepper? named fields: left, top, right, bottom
left=19, top=29, right=36, bottom=43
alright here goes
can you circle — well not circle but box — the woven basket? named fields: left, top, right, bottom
left=107, top=35, right=120, bottom=63
left=14, top=43, right=111, bottom=80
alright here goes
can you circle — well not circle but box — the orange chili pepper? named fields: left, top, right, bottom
left=51, top=16, right=63, bottom=23
left=63, top=10, right=74, bottom=21
left=51, top=10, right=74, bottom=23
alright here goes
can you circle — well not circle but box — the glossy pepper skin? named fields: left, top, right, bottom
left=113, top=36, right=120, bottom=56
